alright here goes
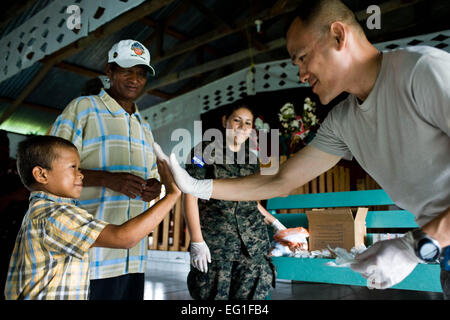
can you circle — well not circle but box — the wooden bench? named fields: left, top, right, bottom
left=266, top=189, right=442, bottom=292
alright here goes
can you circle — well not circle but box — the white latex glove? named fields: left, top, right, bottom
left=271, top=219, right=287, bottom=232
left=350, top=232, right=420, bottom=289
left=152, top=142, right=213, bottom=200
left=190, top=241, right=211, bottom=273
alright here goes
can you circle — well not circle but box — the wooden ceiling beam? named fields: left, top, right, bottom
left=0, top=96, right=61, bottom=115
left=147, top=89, right=175, bottom=100
left=140, top=18, right=187, bottom=41
left=55, top=62, right=103, bottom=78
left=0, top=61, right=55, bottom=125
left=355, top=0, right=425, bottom=21
left=0, top=0, right=36, bottom=33
left=151, top=1, right=301, bottom=65
left=151, top=0, right=427, bottom=67
left=187, top=0, right=234, bottom=31
left=148, top=38, right=286, bottom=90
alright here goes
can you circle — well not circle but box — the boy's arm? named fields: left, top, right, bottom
left=154, top=143, right=340, bottom=201
left=91, top=192, right=179, bottom=249
left=91, top=159, right=180, bottom=249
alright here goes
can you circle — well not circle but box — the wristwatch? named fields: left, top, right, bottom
left=411, top=229, right=442, bottom=263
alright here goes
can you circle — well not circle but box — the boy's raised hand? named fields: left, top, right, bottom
left=156, top=158, right=180, bottom=197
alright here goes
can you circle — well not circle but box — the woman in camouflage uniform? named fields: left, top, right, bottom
left=184, top=104, right=286, bottom=300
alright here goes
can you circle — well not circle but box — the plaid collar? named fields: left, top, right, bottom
left=30, top=191, right=79, bottom=206
left=98, top=89, right=144, bottom=122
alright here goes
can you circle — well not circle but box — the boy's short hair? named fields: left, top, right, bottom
left=17, top=135, right=78, bottom=190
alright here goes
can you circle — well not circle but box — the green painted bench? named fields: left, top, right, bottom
left=266, top=189, right=442, bottom=292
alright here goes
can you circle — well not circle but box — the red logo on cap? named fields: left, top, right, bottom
left=131, top=42, right=145, bottom=56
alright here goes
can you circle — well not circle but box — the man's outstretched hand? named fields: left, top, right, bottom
left=152, top=142, right=213, bottom=200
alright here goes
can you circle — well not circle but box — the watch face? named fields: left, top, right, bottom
left=418, top=239, right=439, bottom=262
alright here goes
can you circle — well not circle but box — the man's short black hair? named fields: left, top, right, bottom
left=284, top=0, right=362, bottom=37
left=17, top=135, right=77, bottom=190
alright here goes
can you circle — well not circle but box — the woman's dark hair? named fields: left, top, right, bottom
left=17, top=135, right=77, bottom=190
left=222, top=102, right=255, bottom=121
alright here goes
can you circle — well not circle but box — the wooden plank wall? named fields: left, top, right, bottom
left=149, top=156, right=381, bottom=251
left=149, top=197, right=190, bottom=252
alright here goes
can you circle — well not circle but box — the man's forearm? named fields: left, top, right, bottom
left=211, top=171, right=288, bottom=201
left=211, top=146, right=340, bottom=201
left=81, top=169, right=109, bottom=187
left=422, top=207, right=450, bottom=248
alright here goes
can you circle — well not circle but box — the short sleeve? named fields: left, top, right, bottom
left=411, top=51, right=450, bottom=137
left=44, top=206, right=108, bottom=260
left=308, top=106, right=353, bottom=160
left=49, top=97, right=91, bottom=152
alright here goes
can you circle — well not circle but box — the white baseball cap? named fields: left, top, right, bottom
left=108, top=39, right=156, bottom=76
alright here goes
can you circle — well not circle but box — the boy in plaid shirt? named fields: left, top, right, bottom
left=4, top=135, right=179, bottom=300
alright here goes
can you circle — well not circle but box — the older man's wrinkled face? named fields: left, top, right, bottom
left=286, top=18, right=345, bottom=105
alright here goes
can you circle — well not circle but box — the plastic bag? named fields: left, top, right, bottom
left=325, top=244, right=367, bottom=267
left=269, top=227, right=309, bottom=257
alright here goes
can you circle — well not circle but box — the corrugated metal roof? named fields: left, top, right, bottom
left=0, top=0, right=54, bottom=39
left=0, top=62, right=42, bottom=99
left=65, top=21, right=157, bottom=73
left=26, top=67, right=89, bottom=110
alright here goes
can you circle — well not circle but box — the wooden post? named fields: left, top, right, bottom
left=170, top=197, right=182, bottom=251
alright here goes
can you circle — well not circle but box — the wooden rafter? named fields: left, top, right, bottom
left=354, top=0, right=425, bottom=21
left=147, top=38, right=286, bottom=91
left=1, top=0, right=438, bottom=122
left=55, top=62, right=103, bottom=78
left=0, top=0, right=36, bottom=33
left=151, top=1, right=300, bottom=65
left=0, top=96, right=60, bottom=115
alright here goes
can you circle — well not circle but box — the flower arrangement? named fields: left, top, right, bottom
left=254, top=116, right=270, bottom=132
left=278, top=97, right=319, bottom=155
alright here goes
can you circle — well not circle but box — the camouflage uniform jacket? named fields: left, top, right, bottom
left=185, top=140, right=271, bottom=262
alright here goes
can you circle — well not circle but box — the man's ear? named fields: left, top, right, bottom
left=330, top=21, right=346, bottom=50
left=32, top=166, right=48, bottom=185
left=222, top=115, right=227, bottom=129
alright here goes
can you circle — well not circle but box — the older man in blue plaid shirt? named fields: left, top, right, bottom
left=50, top=40, right=161, bottom=300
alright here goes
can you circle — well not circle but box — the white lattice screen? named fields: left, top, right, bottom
left=0, top=0, right=147, bottom=83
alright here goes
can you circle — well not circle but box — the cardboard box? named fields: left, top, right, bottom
left=306, top=208, right=368, bottom=251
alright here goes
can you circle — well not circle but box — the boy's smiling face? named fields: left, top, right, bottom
left=35, top=146, right=84, bottom=199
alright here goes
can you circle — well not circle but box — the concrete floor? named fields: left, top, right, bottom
left=144, top=250, right=444, bottom=300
